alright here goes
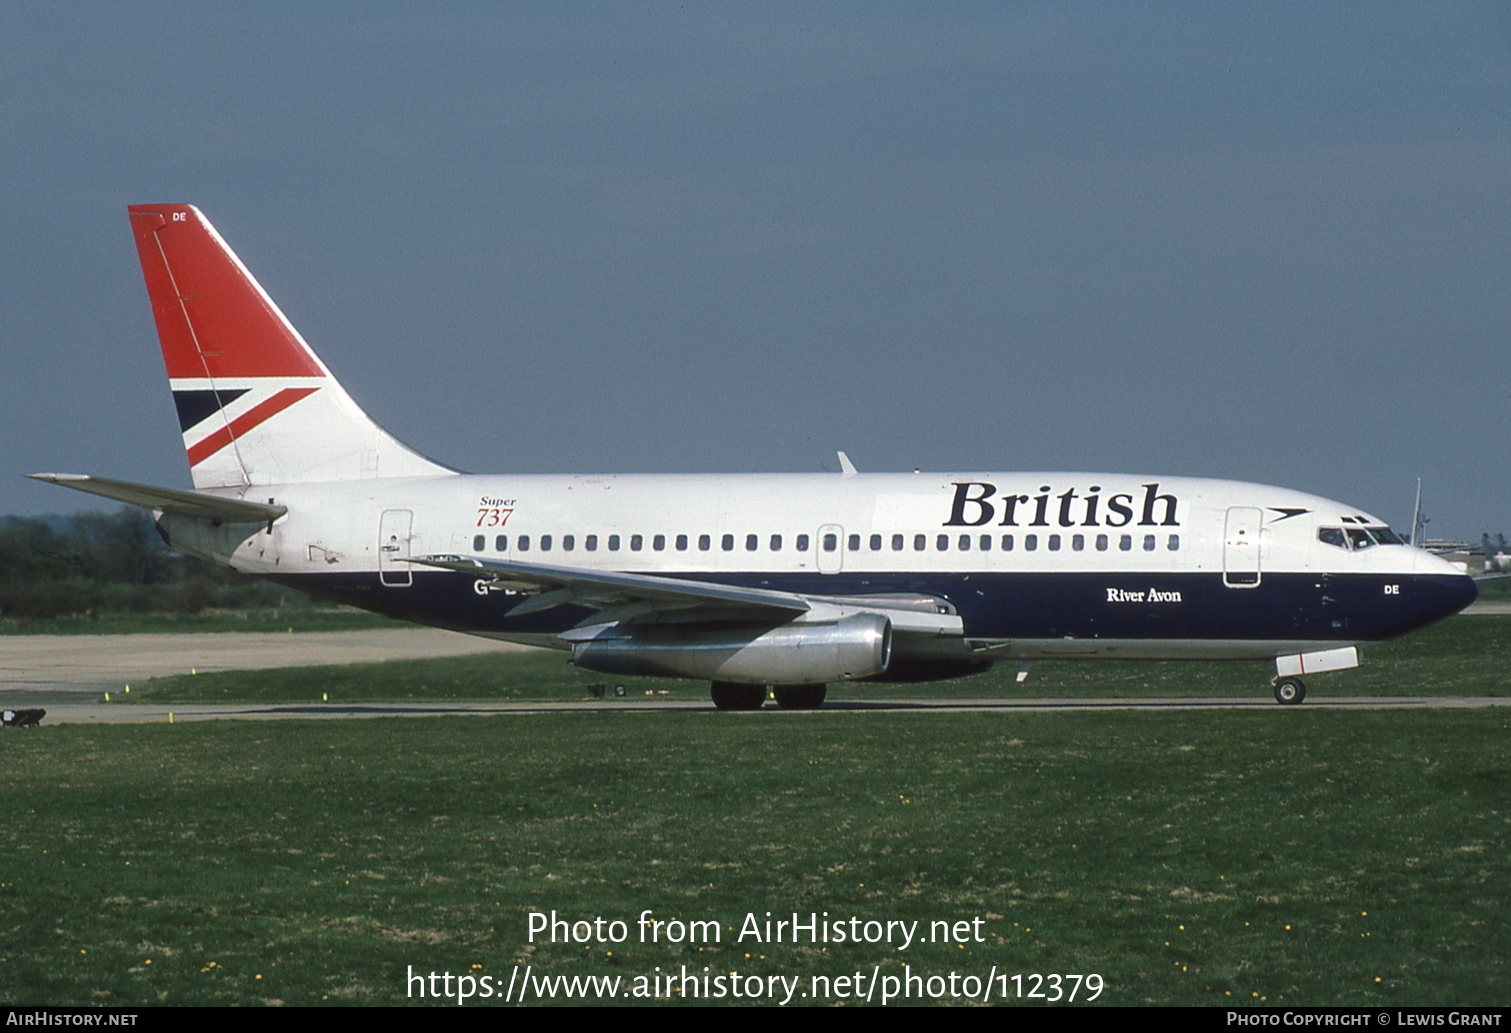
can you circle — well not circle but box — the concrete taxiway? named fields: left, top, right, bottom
left=0, top=628, right=527, bottom=706
left=16, top=694, right=1511, bottom=726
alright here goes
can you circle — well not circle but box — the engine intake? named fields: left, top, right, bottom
left=571, top=613, right=892, bottom=685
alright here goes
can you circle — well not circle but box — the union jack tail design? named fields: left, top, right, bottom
left=127, top=205, right=453, bottom=489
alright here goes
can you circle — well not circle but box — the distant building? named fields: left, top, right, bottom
left=1421, top=539, right=1485, bottom=576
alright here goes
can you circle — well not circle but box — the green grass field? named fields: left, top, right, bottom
left=126, top=613, right=1509, bottom=705
left=3, top=615, right=1507, bottom=1007
left=0, top=709, right=1507, bottom=1006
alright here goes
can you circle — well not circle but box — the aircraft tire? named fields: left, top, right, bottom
left=710, top=682, right=766, bottom=711
left=773, top=684, right=827, bottom=709
left=1273, top=677, right=1306, bottom=705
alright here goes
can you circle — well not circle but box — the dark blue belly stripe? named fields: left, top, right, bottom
left=263, top=569, right=1477, bottom=645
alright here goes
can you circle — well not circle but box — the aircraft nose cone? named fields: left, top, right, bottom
left=1447, top=573, right=1479, bottom=614
left=1422, top=573, right=1479, bottom=622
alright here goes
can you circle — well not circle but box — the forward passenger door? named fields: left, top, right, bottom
left=816, top=523, right=844, bottom=575
left=1223, top=507, right=1262, bottom=588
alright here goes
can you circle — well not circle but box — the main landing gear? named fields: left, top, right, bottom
left=710, top=682, right=828, bottom=710
left=773, top=684, right=827, bottom=709
left=1273, top=677, right=1306, bottom=705
left=710, top=682, right=765, bottom=710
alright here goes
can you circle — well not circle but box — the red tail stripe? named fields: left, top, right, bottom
left=186, top=387, right=319, bottom=467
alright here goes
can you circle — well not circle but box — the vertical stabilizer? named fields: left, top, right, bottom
left=127, top=204, right=454, bottom=488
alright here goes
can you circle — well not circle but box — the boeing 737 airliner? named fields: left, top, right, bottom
left=33, top=205, right=1477, bottom=708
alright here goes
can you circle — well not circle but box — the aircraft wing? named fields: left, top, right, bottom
left=27, top=473, right=287, bottom=523
left=407, top=554, right=962, bottom=635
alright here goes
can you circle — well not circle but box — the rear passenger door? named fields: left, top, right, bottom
left=379, top=509, right=413, bottom=587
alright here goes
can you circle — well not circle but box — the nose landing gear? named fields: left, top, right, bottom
left=1273, top=677, right=1306, bottom=705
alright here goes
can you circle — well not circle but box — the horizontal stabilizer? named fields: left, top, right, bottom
left=28, top=473, right=286, bottom=523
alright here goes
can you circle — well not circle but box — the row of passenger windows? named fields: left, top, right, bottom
left=470, top=531, right=1181, bottom=554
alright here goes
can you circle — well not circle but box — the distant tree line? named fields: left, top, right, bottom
left=0, top=509, right=302, bottom=620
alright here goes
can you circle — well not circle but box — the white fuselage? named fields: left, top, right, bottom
left=161, top=470, right=1474, bottom=662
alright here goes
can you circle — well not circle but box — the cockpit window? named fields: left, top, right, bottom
left=1319, top=527, right=1346, bottom=549
left=1345, top=528, right=1375, bottom=550
left=1321, top=525, right=1405, bottom=550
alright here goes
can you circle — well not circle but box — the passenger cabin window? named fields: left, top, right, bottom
left=652, top=534, right=665, bottom=551
left=1096, top=534, right=1108, bottom=551
left=562, top=535, right=575, bottom=551
left=936, top=534, right=949, bottom=551
left=1072, top=534, right=1085, bottom=551
left=1048, top=534, right=1061, bottom=551
left=1119, top=534, right=1132, bottom=551
left=541, top=534, right=553, bottom=551
left=608, top=534, right=620, bottom=551
left=1001, top=534, right=1014, bottom=551
left=721, top=534, right=734, bottom=551
left=958, top=534, right=970, bottom=551
left=1168, top=535, right=1180, bottom=551
left=699, top=534, right=711, bottom=551
left=980, top=534, right=992, bottom=551
left=914, top=534, right=926, bottom=551
left=770, top=534, right=782, bottom=551
left=518, top=535, right=530, bottom=551
left=627, top=534, right=639, bottom=551
left=1143, top=534, right=1156, bottom=551
left=675, top=534, right=687, bottom=551
left=1025, top=534, right=1038, bottom=551
left=870, top=534, right=882, bottom=551
left=892, top=534, right=904, bottom=551
left=585, top=534, right=597, bottom=551
left=472, top=534, right=485, bottom=551
left=796, top=534, right=810, bottom=551
left=495, top=535, right=508, bottom=552
left=848, top=534, right=860, bottom=551
left=823, top=533, right=838, bottom=552
left=746, top=534, right=758, bottom=551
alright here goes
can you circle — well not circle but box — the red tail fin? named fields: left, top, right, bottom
left=127, top=205, right=326, bottom=380
left=126, top=204, right=453, bottom=488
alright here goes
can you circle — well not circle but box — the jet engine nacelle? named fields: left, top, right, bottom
left=570, top=613, right=892, bottom=685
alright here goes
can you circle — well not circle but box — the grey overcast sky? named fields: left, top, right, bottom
left=2, top=3, right=1507, bottom=538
